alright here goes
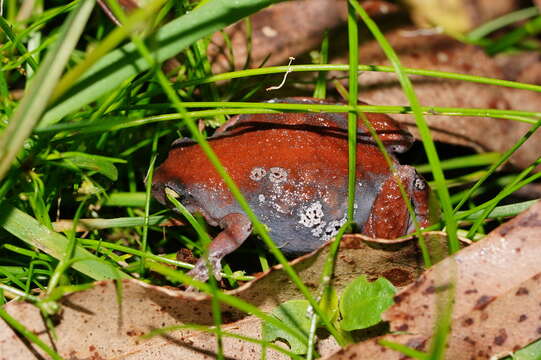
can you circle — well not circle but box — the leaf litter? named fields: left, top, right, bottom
left=325, top=200, right=541, bottom=360
left=0, top=232, right=447, bottom=359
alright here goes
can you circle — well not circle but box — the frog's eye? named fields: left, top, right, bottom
left=387, top=143, right=409, bottom=154
left=413, top=175, right=427, bottom=191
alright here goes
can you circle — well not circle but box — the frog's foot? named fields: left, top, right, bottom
left=184, top=213, right=252, bottom=291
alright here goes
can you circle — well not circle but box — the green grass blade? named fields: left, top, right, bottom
left=415, top=153, right=501, bottom=173
left=467, top=6, right=539, bottom=41
left=454, top=119, right=541, bottom=212
left=457, top=200, right=536, bottom=221
left=0, top=16, right=38, bottom=71
left=487, top=15, right=541, bottom=54
left=313, top=31, right=329, bottom=99
left=0, top=204, right=130, bottom=280
left=347, top=1, right=359, bottom=222
left=0, top=0, right=95, bottom=181
left=165, top=63, right=541, bottom=95
left=48, top=0, right=169, bottom=105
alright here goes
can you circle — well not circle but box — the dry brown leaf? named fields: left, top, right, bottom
left=0, top=280, right=293, bottom=360
left=233, top=232, right=450, bottom=311
left=0, top=232, right=455, bottom=359
left=401, top=0, right=520, bottom=34
left=208, top=0, right=400, bottom=74
left=325, top=200, right=541, bottom=360
left=330, top=29, right=541, bottom=170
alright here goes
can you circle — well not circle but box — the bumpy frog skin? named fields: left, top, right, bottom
left=152, top=98, right=432, bottom=282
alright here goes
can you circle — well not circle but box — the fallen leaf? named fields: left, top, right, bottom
left=0, top=232, right=454, bottom=359
left=331, top=29, right=541, bottom=170
left=262, top=300, right=312, bottom=354
left=208, top=0, right=400, bottom=74
left=324, top=200, right=541, bottom=360
left=338, top=275, right=395, bottom=331
left=401, top=0, right=520, bottom=34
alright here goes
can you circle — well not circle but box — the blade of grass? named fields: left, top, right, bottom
left=0, top=0, right=95, bottom=182
left=313, top=31, right=329, bottom=99
left=349, top=0, right=459, bottom=253
left=47, top=199, right=88, bottom=293
left=52, top=215, right=170, bottom=231
left=80, top=239, right=254, bottom=281
left=0, top=203, right=130, bottom=280
left=379, top=339, right=428, bottom=359
left=454, top=118, right=541, bottom=213
left=48, top=0, right=169, bottom=106
left=415, top=153, right=501, bottom=173
left=486, top=15, right=541, bottom=55
left=167, top=63, right=541, bottom=94
left=456, top=170, right=541, bottom=222
left=466, top=6, right=539, bottom=42
left=347, top=1, right=359, bottom=223
left=139, top=134, right=159, bottom=275
left=0, top=15, right=38, bottom=71
left=466, top=156, right=541, bottom=238
left=457, top=200, right=536, bottom=221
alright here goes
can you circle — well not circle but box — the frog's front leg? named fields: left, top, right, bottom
left=187, top=213, right=253, bottom=284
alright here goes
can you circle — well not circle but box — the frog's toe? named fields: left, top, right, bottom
left=186, top=260, right=210, bottom=288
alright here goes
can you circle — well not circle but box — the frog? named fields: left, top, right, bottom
left=151, top=97, right=433, bottom=282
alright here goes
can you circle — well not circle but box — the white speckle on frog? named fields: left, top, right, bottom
left=414, top=177, right=426, bottom=191
left=299, top=201, right=324, bottom=228
left=269, top=167, right=288, bottom=183
left=323, top=216, right=347, bottom=239
left=258, top=194, right=266, bottom=203
left=311, top=222, right=326, bottom=237
left=250, top=167, right=266, bottom=181
left=272, top=202, right=288, bottom=214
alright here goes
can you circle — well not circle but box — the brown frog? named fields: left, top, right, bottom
left=152, top=98, right=434, bottom=282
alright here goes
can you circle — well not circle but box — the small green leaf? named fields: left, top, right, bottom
left=509, top=338, right=541, bottom=360
left=262, top=300, right=311, bottom=354
left=49, top=152, right=124, bottom=180
left=339, top=275, right=396, bottom=331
